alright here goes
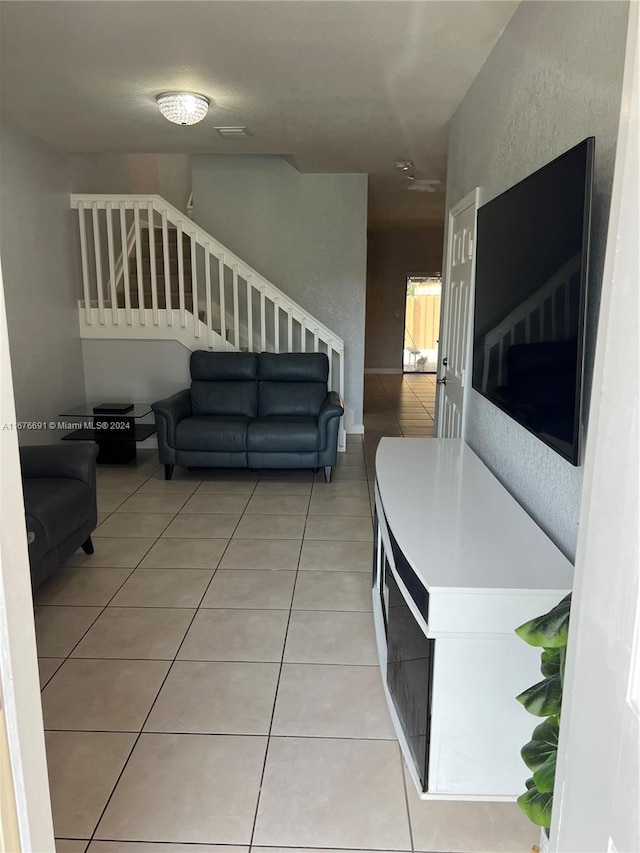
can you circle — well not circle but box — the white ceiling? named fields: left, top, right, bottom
left=0, top=1, right=519, bottom=225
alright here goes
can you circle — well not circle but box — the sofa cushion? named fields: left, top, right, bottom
left=258, top=382, right=326, bottom=417
left=258, top=352, right=328, bottom=382
left=191, top=381, right=258, bottom=418
left=22, top=478, right=90, bottom=564
left=191, top=351, right=258, bottom=381
left=175, top=416, right=250, bottom=452
left=248, top=416, right=320, bottom=453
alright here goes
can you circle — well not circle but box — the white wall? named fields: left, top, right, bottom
left=0, top=258, right=55, bottom=851
left=191, top=155, right=368, bottom=433
left=445, top=0, right=629, bottom=559
left=365, top=225, right=444, bottom=371
left=553, top=7, right=639, bottom=849
left=0, top=123, right=86, bottom=441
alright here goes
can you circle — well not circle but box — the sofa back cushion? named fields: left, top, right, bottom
left=257, top=353, right=329, bottom=418
left=191, top=382, right=258, bottom=417
left=258, top=352, right=328, bottom=383
left=258, top=381, right=326, bottom=417
left=191, top=351, right=258, bottom=381
left=190, top=351, right=258, bottom=417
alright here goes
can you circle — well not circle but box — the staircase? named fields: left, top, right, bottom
left=71, top=193, right=346, bottom=448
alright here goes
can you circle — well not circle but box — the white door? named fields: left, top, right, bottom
left=436, top=190, right=478, bottom=438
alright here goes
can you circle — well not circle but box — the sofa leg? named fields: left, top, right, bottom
left=165, top=464, right=175, bottom=481
left=324, top=466, right=333, bottom=484
left=81, top=536, right=94, bottom=555
left=312, top=467, right=319, bottom=473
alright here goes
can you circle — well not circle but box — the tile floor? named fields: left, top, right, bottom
left=35, top=374, right=537, bottom=853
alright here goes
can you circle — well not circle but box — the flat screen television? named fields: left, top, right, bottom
left=471, top=137, right=594, bottom=465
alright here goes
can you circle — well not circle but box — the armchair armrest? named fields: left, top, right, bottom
left=317, top=391, right=344, bottom=451
left=151, top=389, right=192, bottom=448
left=19, top=443, right=98, bottom=484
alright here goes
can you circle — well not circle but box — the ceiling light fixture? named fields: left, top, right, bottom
left=156, top=92, right=210, bottom=126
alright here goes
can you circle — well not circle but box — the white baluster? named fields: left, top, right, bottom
left=327, top=343, right=333, bottom=390
left=205, top=243, right=213, bottom=349
left=105, top=202, right=119, bottom=325
left=232, top=265, right=240, bottom=348
left=191, top=233, right=199, bottom=339
left=260, top=288, right=266, bottom=351
left=287, top=312, right=293, bottom=353
left=300, top=318, right=307, bottom=352
left=274, top=298, right=280, bottom=353
left=313, top=328, right=319, bottom=352
left=247, top=275, right=253, bottom=352
left=147, top=201, right=158, bottom=325
left=119, top=204, right=132, bottom=325
left=162, top=211, right=172, bottom=326
left=91, top=203, right=105, bottom=324
left=218, top=253, right=226, bottom=344
left=133, top=203, right=145, bottom=325
left=78, top=202, right=92, bottom=325
left=177, top=220, right=186, bottom=327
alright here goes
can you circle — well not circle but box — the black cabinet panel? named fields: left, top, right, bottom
left=386, top=567, right=434, bottom=792
left=389, top=526, right=429, bottom=622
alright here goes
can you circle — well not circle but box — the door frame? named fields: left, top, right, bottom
left=435, top=187, right=481, bottom=438
left=402, top=271, right=442, bottom=375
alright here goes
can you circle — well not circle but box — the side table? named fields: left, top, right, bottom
left=59, top=402, right=156, bottom=464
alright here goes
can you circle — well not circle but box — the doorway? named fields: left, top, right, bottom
left=403, top=275, right=441, bottom=373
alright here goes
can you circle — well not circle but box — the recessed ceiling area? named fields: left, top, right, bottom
left=0, top=1, right=519, bottom=226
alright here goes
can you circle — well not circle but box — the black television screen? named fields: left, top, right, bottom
left=471, top=137, right=594, bottom=465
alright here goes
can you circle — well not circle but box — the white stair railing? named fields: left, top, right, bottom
left=71, top=193, right=346, bottom=447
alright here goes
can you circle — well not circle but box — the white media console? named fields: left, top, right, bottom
left=373, top=438, right=573, bottom=800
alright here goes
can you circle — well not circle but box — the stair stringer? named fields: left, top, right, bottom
left=79, top=306, right=234, bottom=352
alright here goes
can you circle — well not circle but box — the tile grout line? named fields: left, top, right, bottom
left=83, top=475, right=261, bottom=845
left=247, top=482, right=311, bottom=847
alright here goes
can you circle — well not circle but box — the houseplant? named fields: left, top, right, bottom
left=514, top=594, right=572, bottom=829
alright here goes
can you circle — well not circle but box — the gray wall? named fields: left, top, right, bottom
left=82, top=339, right=190, bottom=404
left=73, top=153, right=191, bottom=212
left=446, top=0, right=629, bottom=559
left=365, top=225, right=444, bottom=371
left=192, top=155, right=368, bottom=433
left=0, top=123, right=86, bottom=443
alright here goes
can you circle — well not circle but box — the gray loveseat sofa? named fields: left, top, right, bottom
left=152, top=351, right=344, bottom=482
left=20, top=443, right=98, bottom=591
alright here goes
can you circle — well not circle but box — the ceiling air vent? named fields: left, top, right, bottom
left=215, top=127, right=251, bottom=138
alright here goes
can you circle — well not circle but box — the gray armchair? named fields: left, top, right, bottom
left=152, top=351, right=344, bottom=482
left=20, top=443, right=98, bottom=591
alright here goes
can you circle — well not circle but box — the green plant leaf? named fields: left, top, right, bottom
left=525, top=776, right=536, bottom=790
left=540, top=648, right=561, bottom=678
left=521, top=716, right=560, bottom=771
left=516, top=675, right=562, bottom=717
left=517, top=785, right=553, bottom=828
left=515, top=594, right=572, bottom=648
left=533, top=752, right=557, bottom=794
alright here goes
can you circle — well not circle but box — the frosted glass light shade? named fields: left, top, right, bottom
left=156, top=92, right=209, bottom=126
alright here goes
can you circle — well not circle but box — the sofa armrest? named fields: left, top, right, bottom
left=19, top=444, right=98, bottom=484
left=151, top=389, right=192, bottom=449
left=317, top=391, right=344, bottom=451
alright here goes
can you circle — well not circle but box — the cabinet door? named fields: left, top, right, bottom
left=386, top=566, right=434, bottom=792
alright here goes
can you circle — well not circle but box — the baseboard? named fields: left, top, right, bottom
left=347, top=425, right=365, bottom=435
left=364, top=368, right=402, bottom=374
